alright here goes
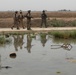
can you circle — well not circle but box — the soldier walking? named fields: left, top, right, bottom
left=40, top=10, right=47, bottom=28
left=11, top=11, right=20, bottom=29
left=25, top=10, right=33, bottom=30
left=18, top=10, right=25, bottom=29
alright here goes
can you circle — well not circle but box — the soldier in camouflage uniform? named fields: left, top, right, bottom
left=40, top=10, right=47, bottom=28
left=25, top=10, right=33, bottom=30
left=18, top=11, right=25, bottom=29
left=11, top=11, right=20, bottom=29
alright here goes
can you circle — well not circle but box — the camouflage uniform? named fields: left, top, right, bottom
left=25, top=10, right=33, bottom=30
left=18, top=11, right=25, bottom=29
left=11, top=11, right=20, bottom=29
left=41, top=10, right=47, bottom=28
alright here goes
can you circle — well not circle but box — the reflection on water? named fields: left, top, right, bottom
left=40, top=33, right=47, bottom=47
left=51, top=43, right=72, bottom=51
left=0, top=34, right=12, bottom=47
left=52, top=38, right=76, bottom=44
left=25, top=33, right=32, bottom=53
left=13, top=34, right=24, bottom=51
left=0, top=33, right=76, bottom=75
left=0, top=54, right=11, bottom=70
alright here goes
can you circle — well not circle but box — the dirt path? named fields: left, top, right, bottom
left=0, top=27, right=76, bottom=33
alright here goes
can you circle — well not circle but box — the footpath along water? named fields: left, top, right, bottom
left=0, top=27, right=76, bottom=33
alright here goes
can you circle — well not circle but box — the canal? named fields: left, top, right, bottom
left=0, top=33, right=76, bottom=75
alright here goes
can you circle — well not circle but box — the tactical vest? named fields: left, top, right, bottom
left=41, top=13, right=47, bottom=19
left=19, top=14, right=24, bottom=19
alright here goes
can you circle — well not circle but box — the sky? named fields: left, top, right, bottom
left=0, top=0, right=76, bottom=11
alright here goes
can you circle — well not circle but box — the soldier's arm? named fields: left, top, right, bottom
left=31, top=16, right=33, bottom=18
left=41, top=14, right=43, bottom=18
left=46, top=14, right=47, bottom=18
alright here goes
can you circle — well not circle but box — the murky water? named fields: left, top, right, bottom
left=0, top=33, right=76, bottom=75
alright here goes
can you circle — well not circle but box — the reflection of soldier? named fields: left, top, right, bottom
left=25, top=33, right=32, bottom=53
left=25, top=10, right=33, bottom=30
left=40, top=34, right=47, bottom=47
left=13, top=35, right=24, bottom=51
left=18, top=11, right=25, bottom=29
left=41, top=10, right=47, bottom=28
left=11, top=11, right=20, bottom=29
left=18, top=35, right=24, bottom=49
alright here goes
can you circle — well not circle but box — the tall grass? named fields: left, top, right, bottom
left=0, top=36, right=6, bottom=44
left=48, top=19, right=66, bottom=27
left=0, top=35, right=12, bottom=45
left=48, top=19, right=76, bottom=27
left=48, top=30, right=76, bottom=39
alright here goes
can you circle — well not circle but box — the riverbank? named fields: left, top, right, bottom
left=0, top=27, right=76, bottom=34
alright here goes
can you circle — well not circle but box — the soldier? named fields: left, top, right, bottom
left=11, top=11, right=20, bottom=29
left=25, top=10, right=33, bottom=30
left=40, top=10, right=47, bottom=28
left=18, top=10, right=25, bottom=29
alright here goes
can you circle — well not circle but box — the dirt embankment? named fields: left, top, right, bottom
left=0, top=11, right=76, bottom=28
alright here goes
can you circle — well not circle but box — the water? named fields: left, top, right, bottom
left=0, top=33, right=76, bottom=75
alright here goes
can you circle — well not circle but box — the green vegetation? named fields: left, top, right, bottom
left=30, top=33, right=36, bottom=38
left=39, top=33, right=47, bottom=38
left=0, top=36, right=6, bottom=44
left=48, top=19, right=76, bottom=27
left=48, top=30, right=76, bottom=39
left=0, top=35, right=12, bottom=45
left=48, top=19, right=66, bottom=27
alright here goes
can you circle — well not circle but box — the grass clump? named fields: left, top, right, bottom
left=49, top=30, right=76, bottom=39
left=40, top=33, right=47, bottom=38
left=48, top=19, right=66, bottom=27
left=0, top=35, right=12, bottom=45
left=0, top=36, right=6, bottom=44
left=69, top=31, right=76, bottom=38
left=70, top=20, right=76, bottom=26
left=48, top=19, right=76, bottom=27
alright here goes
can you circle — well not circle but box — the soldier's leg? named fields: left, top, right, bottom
left=27, top=20, right=31, bottom=30
left=40, top=20, right=43, bottom=28
left=27, top=20, right=29, bottom=30
left=21, top=20, right=25, bottom=29
left=11, top=20, right=16, bottom=29
left=29, top=20, right=31, bottom=30
left=44, top=20, right=47, bottom=28
left=16, top=21, right=20, bottom=29
left=28, top=23, right=30, bottom=30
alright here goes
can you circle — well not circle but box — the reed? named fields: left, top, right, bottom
left=48, top=30, right=76, bottom=39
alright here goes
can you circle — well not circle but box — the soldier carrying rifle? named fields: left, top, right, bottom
left=18, top=10, right=25, bottom=29
left=11, top=11, right=20, bottom=29
left=40, top=10, right=47, bottom=28
left=25, top=10, right=33, bottom=30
